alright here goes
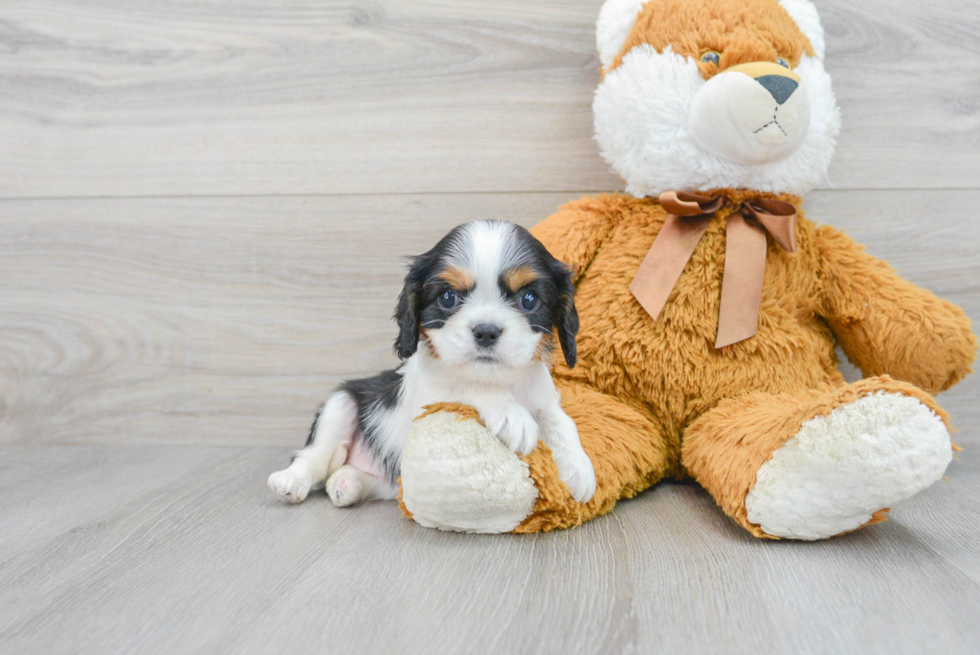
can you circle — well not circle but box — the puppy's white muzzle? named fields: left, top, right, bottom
left=687, top=62, right=810, bottom=166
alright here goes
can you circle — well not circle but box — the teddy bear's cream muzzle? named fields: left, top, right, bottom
left=687, top=61, right=810, bottom=166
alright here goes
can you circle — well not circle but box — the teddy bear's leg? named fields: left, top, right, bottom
left=681, top=376, right=954, bottom=540
left=399, top=382, right=674, bottom=533
left=513, top=380, right=675, bottom=533
left=399, top=404, right=541, bottom=533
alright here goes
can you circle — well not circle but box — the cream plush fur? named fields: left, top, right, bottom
left=593, top=45, right=839, bottom=197
left=745, top=393, right=952, bottom=540
left=400, top=409, right=538, bottom=533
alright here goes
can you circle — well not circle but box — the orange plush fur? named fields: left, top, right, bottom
left=609, top=0, right=813, bottom=78
left=512, top=189, right=975, bottom=534
left=399, top=0, right=977, bottom=537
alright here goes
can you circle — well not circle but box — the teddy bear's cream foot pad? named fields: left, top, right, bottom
left=400, top=409, right=538, bottom=533
left=745, top=392, right=953, bottom=540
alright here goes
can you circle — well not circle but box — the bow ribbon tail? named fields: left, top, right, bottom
left=631, top=192, right=797, bottom=348
left=743, top=199, right=798, bottom=253
left=715, top=212, right=768, bottom=348
left=629, top=214, right=711, bottom=321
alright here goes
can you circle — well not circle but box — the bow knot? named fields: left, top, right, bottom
left=629, top=191, right=798, bottom=348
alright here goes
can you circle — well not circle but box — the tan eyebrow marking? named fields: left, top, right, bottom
left=438, top=266, right=474, bottom=291
left=503, top=266, right=539, bottom=293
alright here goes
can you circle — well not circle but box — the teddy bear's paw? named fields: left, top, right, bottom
left=268, top=468, right=313, bottom=504
left=401, top=409, right=538, bottom=533
left=481, top=402, right=539, bottom=456
left=745, top=392, right=952, bottom=540
left=326, top=466, right=364, bottom=508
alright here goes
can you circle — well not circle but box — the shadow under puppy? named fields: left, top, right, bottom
left=269, top=220, right=597, bottom=507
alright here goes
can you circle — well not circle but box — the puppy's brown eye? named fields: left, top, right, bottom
left=519, top=291, right=539, bottom=312
left=438, top=290, right=458, bottom=310
left=700, top=51, right=721, bottom=66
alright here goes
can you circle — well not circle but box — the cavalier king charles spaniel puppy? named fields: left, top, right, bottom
left=268, top=220, right=596, bottom=507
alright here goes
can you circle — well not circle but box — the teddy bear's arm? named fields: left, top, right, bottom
left=530, top=195, right=622, bottom=283
left=814, top=224, right=977, bottom=393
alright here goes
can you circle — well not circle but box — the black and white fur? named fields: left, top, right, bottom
left=268, top=220, right=597, bottom=507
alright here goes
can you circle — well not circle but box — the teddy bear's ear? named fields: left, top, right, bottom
left=596, top=0, right=649, bottom=72
left=778, top=0, right=825, bottom=59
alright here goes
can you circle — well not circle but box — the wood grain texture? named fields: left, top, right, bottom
left=1, top=190, right=976, bottom=447
left=1, top=0, right=979, bottom=198
left=2, top=1, right=979, bottom=652
left=0, top=445, right=978, bottom=655
left=0, top=192, right=579, bottom=445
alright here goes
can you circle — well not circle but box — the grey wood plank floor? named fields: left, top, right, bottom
left=1, top=445, right=979, bottom=655
left=2, top=1, right=979, bottom=653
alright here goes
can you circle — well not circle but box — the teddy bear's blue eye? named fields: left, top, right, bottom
left=776, top=57, right=791, bottom=69
left=438, top=290, right=459, bottom=310
left=700, top=51, right=721, bottom=66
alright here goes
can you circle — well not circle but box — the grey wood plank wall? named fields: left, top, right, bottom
left=1, top=0, right=978, bottom=449
left=1, top=0, right=979, bottom=197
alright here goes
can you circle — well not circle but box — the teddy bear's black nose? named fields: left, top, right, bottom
left=756, top=75, right=798, bottom=105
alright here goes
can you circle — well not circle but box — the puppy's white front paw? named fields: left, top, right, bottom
left=559, top=448, right=597, bottom=504
left=482, top=403, right=539, bottom=456
left=543, top=411, right=596, bottom=503
left=268, top=469, right=312, bottom=504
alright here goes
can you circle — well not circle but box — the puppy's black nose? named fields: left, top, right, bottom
left=472, top=324, right=502, bottom=348
left=756, top=75, right=798, bottom=105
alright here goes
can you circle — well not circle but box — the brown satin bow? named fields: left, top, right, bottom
left=629, top=191, right=798, bottom=348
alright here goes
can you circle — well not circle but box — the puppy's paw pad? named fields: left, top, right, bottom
left=484, top=404, right=539, bottom=456
left=326, top=468, right=363, bottom=508
left=268, top=470, right=311, bottom=504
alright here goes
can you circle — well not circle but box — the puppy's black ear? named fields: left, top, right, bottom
left=552, top=260, right=579, bottom=368
left=393, top=256, right=427, bottom=359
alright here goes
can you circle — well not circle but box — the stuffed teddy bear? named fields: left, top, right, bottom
left=397, top=0, right=977, bottom=539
